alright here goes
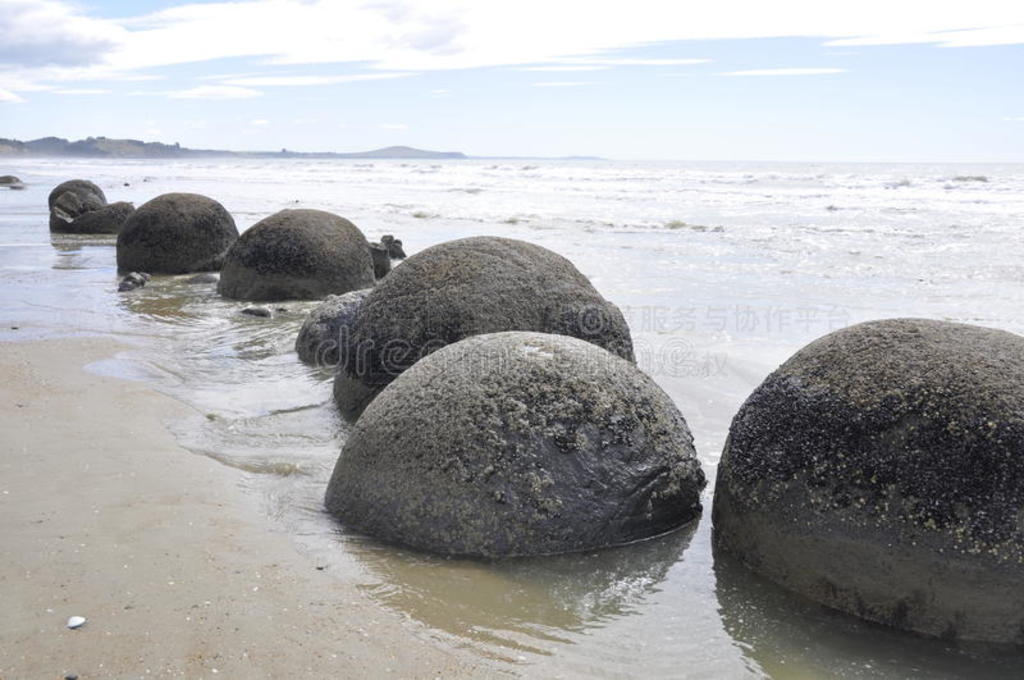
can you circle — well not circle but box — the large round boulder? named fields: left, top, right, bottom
left=116, top=193, right=238, bottom=274
left=48, top=179, right=107, bottom=231
left=335, top=236, right=634, bottom=418
left=218, top=209, right=375, bottom=301
left=53, top=201, right=135, bottom=234
left=713, top=318, right=1024, bottom=643
left=295, top=288, right=372, bottom=366
left=326, top=331, right=705, bottom=558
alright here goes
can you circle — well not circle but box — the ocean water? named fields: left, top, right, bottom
left=2, top=157, right=1024, bottom=678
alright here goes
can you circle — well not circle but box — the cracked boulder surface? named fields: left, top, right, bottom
left=326, top=331, right=705, bottom=558
left=713, top=317, right=1024, bottom=643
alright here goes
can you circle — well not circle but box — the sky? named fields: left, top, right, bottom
left=1, top=0, right=1023, bottom=161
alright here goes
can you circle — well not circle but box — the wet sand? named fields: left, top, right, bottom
left=0, top=337, right=492, bottom=679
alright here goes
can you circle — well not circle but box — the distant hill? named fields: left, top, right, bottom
left=0, top=137, right=467, bottom=160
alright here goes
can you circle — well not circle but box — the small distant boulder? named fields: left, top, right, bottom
left=0, top=175, right=23, bottom=189
left=48, top=179, right=107, bottom=230
left=295, top=288, right=372, bottom=366
left=117, top=193, right=238, bottom=274
left=381, top=234, right=406, bottom=259
left=368, top=234, right=407, bottom=279
left=54, top=201, right=135, bottom=235
left=368, top=242, right=391, bottom=279
left=326, top=331, right=706, bottom=558
left=218, top=209, right=375, bottom=301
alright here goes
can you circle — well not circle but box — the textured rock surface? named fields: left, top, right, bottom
left=48, top=179, right=107, bottom=231
left=218, top=209, right=375, bottom=301
left=295, top=288, right=372, bottom=366
left=326, top=331, right=705, bottom=558
left=340, top=236, right=634, bottom=403
left=713, top=318, right=1024, bottom=643
left=53, top=201, right=135, bottom=234
left=116, top=193, right=238, bottom=274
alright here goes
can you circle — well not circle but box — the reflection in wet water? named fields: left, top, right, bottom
left=351, top=522, right=698, bottom=659
left=714, top=548, right=1024, bottom=680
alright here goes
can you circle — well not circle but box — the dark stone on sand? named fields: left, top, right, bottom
left=295, top=288, right=371, bottom=366
left=326, top=331, right=705, bottom=558
left=217, top=209, right=375, bottom=301
left=713, top=318, right=1024, bottom=643
left=54, top=201, right=135, bottom=234
left=0, top=175, right=22, bottom=187
left=117, top=271, right=151, bottom=292
left=48, top=179, right=107, bottom=230
left=117, top=193, right=238, bottom=274
left=241, top=306, right=272, bottom=318
left=336, top=236, right=634, bottom=419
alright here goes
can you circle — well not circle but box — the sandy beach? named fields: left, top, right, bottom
left=0, top=337, right=491, bottom=679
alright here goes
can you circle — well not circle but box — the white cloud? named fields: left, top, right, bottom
left=519, top=65, right=608, bottom=72
left=250, top=118, right=270, bottom=126
left=1004, top=116, right=1024, bottom=122
left=167, top=85, right=263, bottom=99
left=562, top=58, right=710, bottom=66
left=0, top=88, right=26, bottom=103
left=52, top=88, right=111, bottom=94
left=431, top=88, right=450, bottom=96
left=721, top=68, right=847, bottom=76
left=0, top=0, right=124, bottom=67
left=220, top=73, right=415, bottom=87
left=1, top=0, right=1023, bottom=99
left=379, top=123, right=408, bottom=130
left=532, top=81, right=593, bottom=87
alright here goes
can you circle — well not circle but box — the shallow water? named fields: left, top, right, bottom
left=2, top=158, right=1024, bottom=678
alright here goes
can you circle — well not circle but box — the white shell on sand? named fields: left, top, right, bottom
left=66, top=616, right=86, bottom=629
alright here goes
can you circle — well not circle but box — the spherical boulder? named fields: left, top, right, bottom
left=116, top=193, right=238, bottom=274
left=336, top=236, right=634, bottom=417
left=218, top=209, right=375, bottom=301
left=48, top=179, right=107, bottom=231
left=54, top=201, right=135, bottom=234
left=326, top=331, right=705, bottom=558
left=295, top=288, right=372, bottom=366
left=713, top=318, right=1024, bottom=643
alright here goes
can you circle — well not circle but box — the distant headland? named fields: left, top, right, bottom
left=0, top=136, right=467, bottom=160
left=0, top=136, right=605, bottom=161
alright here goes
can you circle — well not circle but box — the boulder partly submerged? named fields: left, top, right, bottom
left=218, top=209, right=375, bottom=301
left=326, top=331, right=705, bottom=558
left=48, top=179, right=107, bottom=231
left=116, top=193, right=238, bottom=274
left=53, top=201, right=135, bottom=234
left=295, top=288, right=372, bottom=366
left=335, top=236, right=634, bottom=419
left=713, top=318, right=1024, bottom=643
